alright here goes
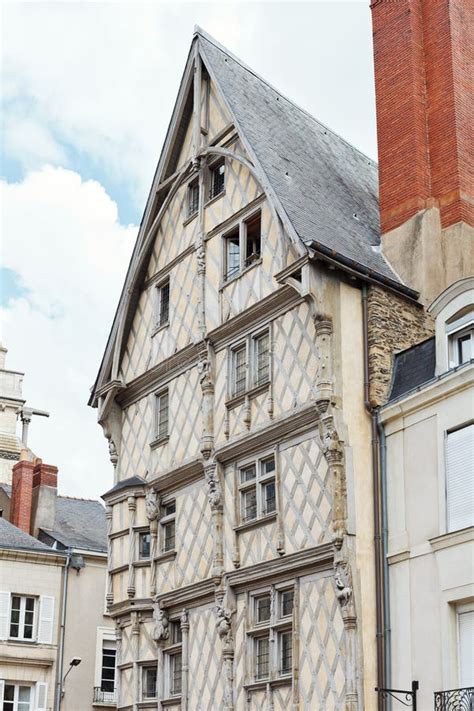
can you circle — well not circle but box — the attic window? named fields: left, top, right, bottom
left=223, top=209, right=262, bottom=281
left=224, top=226, right=240, bottom=280
left=245, top=212, right=261, bottom=267
left=447, top=309, right=474, bottom=368
left=188, top=179, right=199, bottom=217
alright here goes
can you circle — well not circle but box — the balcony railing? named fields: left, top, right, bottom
left=434, top=688, right=474, bottom=710
left=93, top=687, right=117, bottom=705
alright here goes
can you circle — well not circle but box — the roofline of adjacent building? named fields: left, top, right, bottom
left=380, top=360, right=474, bottom=422
left=0, top=545, right=67, bottom=563
left=305, top=240, right=420, bottom=302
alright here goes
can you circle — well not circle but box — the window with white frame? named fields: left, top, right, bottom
left=239, top=456, right=276, bottom=524
left=100, top=640, right=116, bottom=693
left=209, top=159, right=225, bottom=200
left=1, top=683, right=34, bottom=711
left=142, top=666, right=157, bottom=700
left=160, top=500, right=176, bottom=553
left=457, top=605, right=474, bottom=687
left=9, top=595, right=35, bottom=641
left=154, top=390, right=169, bottom=441
left=447, top=310, right=474, bottom=368
left=138, top=531, right=151, bottom=559
left=164, top=620, right=182, bottom=698
left=155, top=279, right=170, bottom=329
left=223, top=210, right=262, bottom=280
left=230, top=329, right=270, bottom=398
left=248, top=585, right=294, bottom=682
left=446, top=424, right=474, bottom=532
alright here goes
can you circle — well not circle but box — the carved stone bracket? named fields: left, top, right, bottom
left=145, top=487, right=159, bottom=522
left=204, top=459, right=223, bottom=511
left=151, top=597, right=169, bottom=644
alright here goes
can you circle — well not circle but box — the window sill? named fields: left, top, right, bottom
left=154, top=549, right=177, bottom=563
left=244, top=676, right=292, bottom=692
left=183, top=211, right=197, bottom=228
left=429, top=526, right=474, bottom=551
left=133, top=559, right=150, bottom=568
left=234, top=511, right=277, bottom=534
left=151, top=321, right=169, bottom=338
left=220, top=258, right=262, bottom=290
left=150, top=435, right=169, bottom=450
left=204, top=189, right=226, bottom=210
left=226, top=381, right=270, bottom=409
left=161, top=696, right=182, bottom=707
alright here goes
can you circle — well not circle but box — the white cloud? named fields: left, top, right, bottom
left=1, top=167, right=136, bottom=497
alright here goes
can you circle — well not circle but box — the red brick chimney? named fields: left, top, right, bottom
left=371, top=0, right=474, bottom=301
left=11, top=457, right=35, bottom=534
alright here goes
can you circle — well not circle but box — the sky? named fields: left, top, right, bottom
left=1, top=0, right=378, bottom=499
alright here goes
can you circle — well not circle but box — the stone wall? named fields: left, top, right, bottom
left=367, top=286, right=434, bottom=406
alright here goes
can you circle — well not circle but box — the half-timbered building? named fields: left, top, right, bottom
left=89, top=29, right=434, bottom=710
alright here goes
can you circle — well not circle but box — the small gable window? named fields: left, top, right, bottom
left=188, top=179, right=199, bottom=217
left=155, top=279, right=170, bottom=329
left=209, top=160, right=225, bottom=200
left=222, top=209, right=262, bottom=281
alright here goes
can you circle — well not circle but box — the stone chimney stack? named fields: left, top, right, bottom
left=370, top=0, right=473, bottom=303
left=11, top=453, right=35, bottom=534
left=31, top=459, right=58, bottom=537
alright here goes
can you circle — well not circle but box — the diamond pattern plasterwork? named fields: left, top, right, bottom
left=299, top=573, right=346, bottom=711
left=187, top=605, right=225, bottom=710
left=174, top=482, right=213, bottom=588
left=272, top=301, right=319, bottom=416
left=280, top=437, right=332, bottom=554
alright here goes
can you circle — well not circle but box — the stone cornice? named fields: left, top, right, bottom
left=225, top=543, right=333, bottom=590
left=147, top=457, right=203, bottom=493
left=0, top=548, right=66, bottom=565
left=157, top=577, right=218, bottom=610
left=215, top=402, right=318, bottom=463
left=0, top=651, right=55, bottom=667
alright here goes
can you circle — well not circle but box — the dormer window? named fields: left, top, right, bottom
left=222, top=210, right=262, bottom=281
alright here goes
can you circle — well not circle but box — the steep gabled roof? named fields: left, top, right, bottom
left=197, top=29, right=396, bottom=282
left=90, top=28, right=416, bottom=405
left=39, top=497, right=107, bottom=553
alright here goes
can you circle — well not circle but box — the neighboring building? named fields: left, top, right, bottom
left=0, top=350, right=116, bottom=710
left=88, top=18, right=474, bottom=708
left=0, top=517, right=65, bottom=711
left=380, top=277, right=473, bottom=708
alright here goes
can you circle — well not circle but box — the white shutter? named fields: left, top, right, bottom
left=35, top=681, right=48, bottom=711
left=446, top=425, right=474, bottom=532
left=0, top=591, right=10, bottom=640
left=0, top=680, right=4, bottom=705
left=37, top=596, right=55, bottom=644
left=459, top=610, right=474, bottom=687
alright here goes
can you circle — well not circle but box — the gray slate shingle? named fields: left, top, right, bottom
left=198, top=30, right=399, bottom=283
left=0, top=517, right=57, bottom=553
left=389, top=337, right=436, bottom=401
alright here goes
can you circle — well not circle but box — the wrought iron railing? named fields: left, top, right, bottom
left=434, top=687, right=474, bottom=710
left=93, top=687, right=117, bottom=705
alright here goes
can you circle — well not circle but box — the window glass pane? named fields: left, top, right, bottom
left=255, top=333, right=269, bottom=385
left=240, top=465, right=256, bottom=483
left=4, top=685, right=15, bottom=701
left=188, top=181, right=199, bottom=215
left=458, top=334, right=472, bottom=364
left=255, top=636, right=269, bottom=679
left=157, top=391, right=169, bottom=438
left=256, top=595, right=271, bottom=623
left=25, top=597, right=35, bottom=612
left=158, top=282, right=170, bottom=325
left=280, top=590, right=294, bottom=617
left=171, top=621, right=182, bottom=644
left=171, top=653, right=182, bottom=695
left=11, top=596, right=21, bottom=612
left=101, top=646, right=116, bottom=691
left=245, top=212, right=261, bottom=266
left=280, top=631, right=292, bottom=674
left=163, top=521, right=175, bottom=551
left=261, top=458, right=275, bottom=476
left=233, top=346, right=247, bottom=395
left=242, top=488, right=257, bottom=522
left=210, top=161, right=225, bottom=198
left=144, top=667, right=157, bottom=698
left=164, top=501, right=176, bottom=516
left=225, top=228, right=240, bottom=279
left=262, top=481, right=276, bottom=515
left=139, top=533, right=151, bottom=559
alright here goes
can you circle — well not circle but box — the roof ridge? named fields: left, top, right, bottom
left=194, top=26, right=377, bottom=168
left=58, top=495, right=101, bottom=503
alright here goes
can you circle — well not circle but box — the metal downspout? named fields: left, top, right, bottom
left=377, top=416, right=392, bottom=708
left=55, top=550, right=71, bottom=711
left=361, top=285, right=386, bottom=711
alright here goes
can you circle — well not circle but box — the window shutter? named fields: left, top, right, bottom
left=459, top=610, right=474, bottom=687
left=0, top=679, right=4, bottom=705
left=35, top=681, right=48, bottom=711
left=0, top=591, right=10, bottom=640
left=37, top=596, right=55, bottom=644
left=446, top=425, right=474, bottom=532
